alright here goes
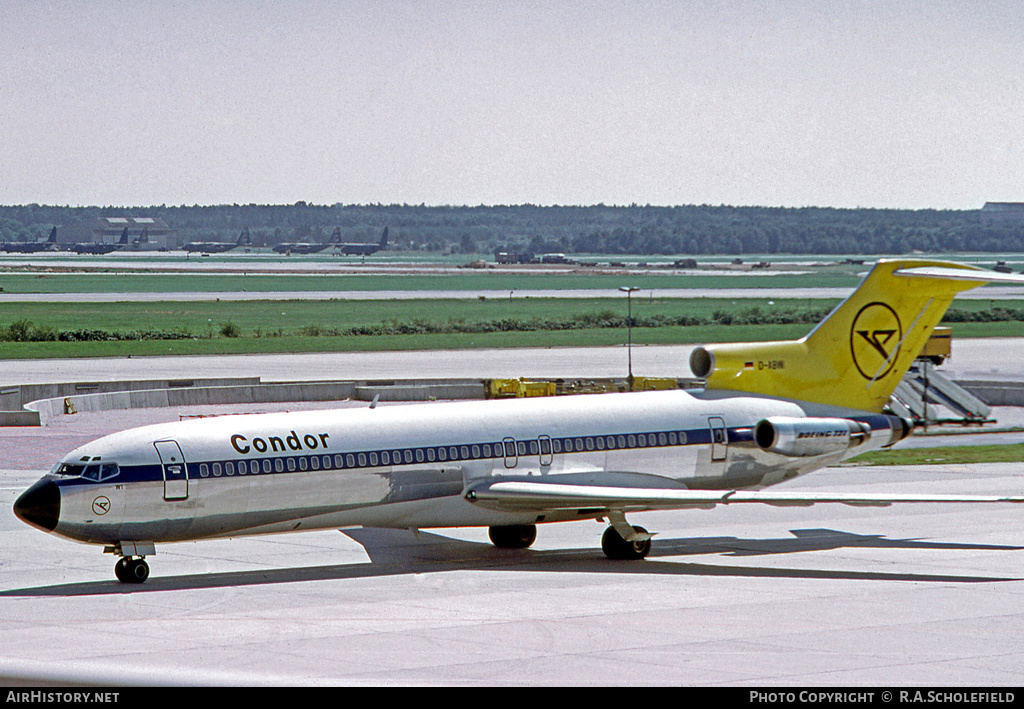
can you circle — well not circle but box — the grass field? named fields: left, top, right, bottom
left=0, top=296, right=835, bottom=332
left=2, top=253, right=1022, bottom=358
left=2, top=293, right=1024, bottom=358
left=3, top=322, right=1023, bottom=361
left=848, top=442, right=1024, bottom=466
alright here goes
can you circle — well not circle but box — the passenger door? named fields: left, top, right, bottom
left=154, top=440, right=188, bottom=501
left=538, top=435, right=553, bottom=469
left=502, top=437, right=518, bottom=469
left=708, top=417, right=728, bottom=462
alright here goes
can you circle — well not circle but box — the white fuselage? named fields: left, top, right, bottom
left=26, top=389, right=902, bottom=548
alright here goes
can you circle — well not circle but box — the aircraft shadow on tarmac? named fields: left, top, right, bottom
left=4, top=527, right=1021, bottom=597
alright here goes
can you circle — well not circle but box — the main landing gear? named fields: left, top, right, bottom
left=599, top=511, right=653, bottom=560
left=488, top=524, right=538, bottom=549
left=601, top=525, right=652, bottom=560
left=114, top=556, right=150, bottom=584
left=486, top=518, right=653, bottom=561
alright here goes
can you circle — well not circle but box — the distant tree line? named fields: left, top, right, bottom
left=1, top=203, right=1022, bottom=255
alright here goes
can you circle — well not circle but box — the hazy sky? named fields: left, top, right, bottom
left=1, top=0, right=1021, bottom=209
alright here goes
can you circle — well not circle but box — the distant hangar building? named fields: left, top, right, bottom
left=60, top=216, right=176, bottom=250
left=981, top=202, right=1024, bottom=226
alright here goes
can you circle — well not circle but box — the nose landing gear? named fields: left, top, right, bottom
left=114, top=556, right=150, bottom=584
left=106, top=541, right=155, bottom=584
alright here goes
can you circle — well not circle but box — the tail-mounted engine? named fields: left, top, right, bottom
left=689, top=341, right=808, bottom=398
left=753, top=417, right=869, bottom=458
left=753, top=415, right=911, bottom=458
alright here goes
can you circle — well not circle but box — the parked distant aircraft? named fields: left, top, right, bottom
left=272, top=228, right=340, bottom=255
left=1, top=226, right=59, bottom=253
left=183, top=227, right=251, bottom=254
left=335, top=227, right=389, bottom=256
left=14, top=259, right=1024, bottom=583
left=69, top=227, right=130, bottom=255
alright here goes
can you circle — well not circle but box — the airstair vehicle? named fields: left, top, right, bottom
left=889, top=328, right=993, bottom=425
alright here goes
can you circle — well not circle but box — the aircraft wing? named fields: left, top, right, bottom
left=465, top=480, right=1024, bottom=512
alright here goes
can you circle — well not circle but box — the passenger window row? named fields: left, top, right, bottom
left=195, top=429, right=690, bottom=478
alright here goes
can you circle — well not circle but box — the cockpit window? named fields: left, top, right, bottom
left=82, top=463, right=119, bottom=482
left=55, top=462, right=119, bottom=481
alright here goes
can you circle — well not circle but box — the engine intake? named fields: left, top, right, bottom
left=689, top=347, right=715, bottom=379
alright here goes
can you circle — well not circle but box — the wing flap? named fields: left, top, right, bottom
left=465, top=480, right=1024, bottom=513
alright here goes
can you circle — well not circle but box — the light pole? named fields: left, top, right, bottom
left=619, top=286, right=639, bottom=390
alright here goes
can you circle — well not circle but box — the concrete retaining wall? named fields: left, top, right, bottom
left=2, top=377, right=262, bottom=427
left=7, top=374, right=1023, bottom=427
left=0, top=410, right=41, bottom=426
left=23, top=379, right=486, bottom=425
left=354, top=384, right=484, bottom=402
left=0, top=377, right=260, bottom=411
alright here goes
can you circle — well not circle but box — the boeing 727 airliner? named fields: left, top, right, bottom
left=14, top=260, right=1024, bottom=583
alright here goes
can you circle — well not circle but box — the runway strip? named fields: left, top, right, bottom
left=3, top=286, right=1024, bottom=301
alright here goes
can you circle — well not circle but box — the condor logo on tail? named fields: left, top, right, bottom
left=850, top=302, right=903, bottom=380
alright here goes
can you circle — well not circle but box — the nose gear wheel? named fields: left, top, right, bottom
left=114, top=557, right=150, bottom=584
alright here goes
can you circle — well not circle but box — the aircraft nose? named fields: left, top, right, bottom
left=13, top=479, right=60, bottom=532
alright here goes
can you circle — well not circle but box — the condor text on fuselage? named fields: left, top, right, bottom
left=230, top=430, right=331, bottom=456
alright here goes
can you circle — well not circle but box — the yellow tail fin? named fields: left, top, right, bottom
left=689, top=259, right=1021, bottom=413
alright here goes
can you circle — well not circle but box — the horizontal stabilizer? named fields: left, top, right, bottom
left=465, top=480, right=1024, bottom=512
left=894, top=266, right=1024, bottom=284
